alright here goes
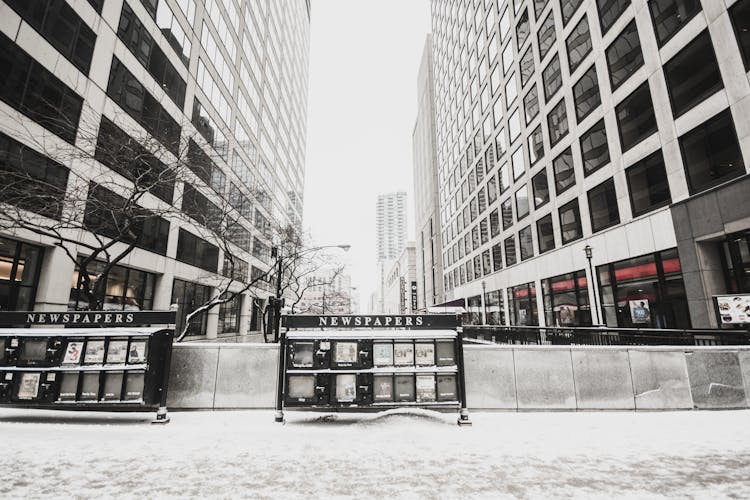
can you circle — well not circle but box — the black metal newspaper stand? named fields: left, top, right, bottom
left=0, top=311, right=175, bottom=423
left=275, top=314, right=471, bottom=426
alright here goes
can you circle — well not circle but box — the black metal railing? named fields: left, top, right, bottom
left=462, top=325, right=750, bottom=346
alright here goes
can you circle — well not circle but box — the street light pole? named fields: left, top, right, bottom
left=584, top=245, right=601, bottom=326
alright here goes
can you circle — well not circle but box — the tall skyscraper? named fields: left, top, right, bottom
left=428, top=0, right=750, bottom=329
left=376, top=191, right=408, bottom=261
left=413, top=35, right=445, bottom=311
left=0, top=0, right=310, bottom=339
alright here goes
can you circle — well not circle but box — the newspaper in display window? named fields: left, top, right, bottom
left=415, top=343, right=435, bottom=366
left=291, top=342, right=314, bottom=367
left=335, top=374, right=356, bottom=402
left=128, top=341, right=148, bottom=364
left=416, top=375, right=436, bottom=403
left=17, top=372, right=41, bottom=400
left=373, top=343, right=394, bottom=366
left=334, top=342, right=358, bottom=364
left=629, top=300, right=651, bottom=324
left=374, top=375, right=393, bottom=401
left=106, top=341, right=128, bottom=364
left=62, top=341, right=84, bottom=365
left=393, top=343, right=414, bottom=366
left=84, top=340, right=105, bottom=364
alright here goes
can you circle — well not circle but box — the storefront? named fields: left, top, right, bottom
left=171, top=279, right=211, bottom=337
left=0, top=236, right=44, bottom=311
left=508, top=282, right=538, bottom=326
left=465, top=295, right=482, bottom=325
left=484, top=289, right=505, bottom=325
left=721, top=230, right=750, bottom=293
left=542, top=270, right=591, bottom=327
left=597, top=248, right=690, bottom=329
left=68, top=259, right=156, bottom=311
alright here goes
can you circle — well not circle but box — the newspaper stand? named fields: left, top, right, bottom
left=0, top=311, right=175, bottom=423
left=275, top=314, right=471, bottom=426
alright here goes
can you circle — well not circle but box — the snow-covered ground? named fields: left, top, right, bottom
left=2, top=408, right=750, bottom=499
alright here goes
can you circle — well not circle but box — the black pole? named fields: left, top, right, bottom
left=152, top=328, right=173, bottom=424
left=587, top=255, right=601, bottom=325
left=274, top=250, right=283, bottom=343
left=455, top=323, right=472, bottom=426
left=274, top=328, right=287, bottom=422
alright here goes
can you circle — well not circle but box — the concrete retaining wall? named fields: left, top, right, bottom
left=167, top=343, right=750, bottom=411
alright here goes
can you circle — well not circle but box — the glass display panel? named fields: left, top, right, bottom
left=58, top=372, right=79, bottom=401
left=19, top=340, right=47, bottom=361
left=416, top=375, right=437, bottom=403
left=84, top=340, right=105, bottom=364
left=79, top=372, right=100, bottom=401
left=0, top=338, right=5, bottom=363
left=287, top=375, right=316, bottom=399
left=437, top=375, right=458, bottom=401
left=291, top=342, right=314, bottom=368
left=435, top=341, right=456, bottom=366
left=334, top=374, right=357, bottom=402
left=102, top=372, right=124, bottom=401
left=124, top=372, right=145, bottom=401
left=62, top=341, right=84, bottom=365
left=333, top=342, right=358, bottom=364
left=373, top=375, right=394, bottom=402
left=373, top=343, right=394, bottom=366
left=414, top=343, right=435, bottom=366
left=393, top=343, right=415, bottom=366
left=16, top=372, right=40, bottom=400
left=106, top=340, right=129, bottom=364
left=394, top=374, right=416, bottom=402
left=128, top=340, right=148, bottom=364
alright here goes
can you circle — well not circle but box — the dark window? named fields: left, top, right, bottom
left=520, top=47, right=535, bottom=87
left=542, top=54, right=562, bottom=101
left=0, top=236, right=44, bottom=311
left=528, top=125, right=544, bottom=165
left=730, top=0, right=750, bottom=71
left=172, top=278, right=211, bottom=337
left=187, top=140, right=226, bottom=194
left=516, top=185, right=530, bottom=220
left=596, top=0, right=631, bottom=34
left=543, top=270, right=591, bottom=326
left=480, top=218, right=489, bottom=244
left=679, top=109, right=745, bottom=195
left=5, top=0, right=97, bottom=75
left=176, top=228, right=219, bottom=273
left=626, top=149, right=672, bottom=216
left=537, top=12, right=557, bottom=60
left=588, top=178, right=620, bottom=233
left=566, top=16, right=592, bottom=72
left=532, top=169, right=550, bottom=208
left=492, top=244, right=504, bottom=272
left=663, top=30, right=723, bottom=118
left=487, top=175, right=498, bottom=203
left=560, top=0, right=584, bottom=25
left=502, top=198, right=514, bottom=230
left=519, top=225, right=534, bottom=260
left=0, top=130, right=69, bottom=220
left=648, top=0, right=702, bottom=47
left=547, top=99, right=569, bottom=146
left=192, top=98, right=228, bottom=159
left=69, top=259, right=156, bottom=311
left=490, top=209, right=501, bottom=237
left=537, top=214, right=556, bottom=253
left=616, top=81, right=657, bottom=152
left=508, top=282, right=538, bottom=325
left=573, top=65, right=601, bottom=122
left=0, top=32, right=83, bottom=144
left=219, top=295, right=242, bottom=334
left=606, top=20, right=644, bottom=90
left=524, top=85, right=540, bottom=123
left=580, top=119, right=610, bottom=176
left=553, top=147, right=576, bottom=195
left=516, top=9, right=530, bottom=48
left=559, top=198, right=583, bottom=243
left=505, top=236, right=517, bottom=266
left=182, top=184, right=222, bottom=228
left=117, top=2, right=187, bottom=108
left=106, top=57, right=181, bottom=154
left=95, top=117, right=175, bottom=203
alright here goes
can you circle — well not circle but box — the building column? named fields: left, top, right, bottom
left=206, top=308, right=219, bottom=340
left=34, top=245, right=76, bottom=311
left=238, top=292, right=251, bottom=335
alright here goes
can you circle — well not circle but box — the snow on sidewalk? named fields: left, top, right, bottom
left=1, top=408, right=749, bottom=499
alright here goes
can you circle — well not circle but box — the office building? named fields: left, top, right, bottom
left=372, top=191, right=408, bottom=312
left=383, top=242, right=417, bottom=314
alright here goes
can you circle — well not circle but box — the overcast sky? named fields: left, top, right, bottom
left=304, top=0, right=432, bottom=311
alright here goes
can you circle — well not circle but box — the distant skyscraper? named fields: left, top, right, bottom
left=376, top=191, right=408, bottom=261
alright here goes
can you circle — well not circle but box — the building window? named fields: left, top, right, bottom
left=532, top=169, right=550, bottom=208
left=542, top=54, right=562, bottom=101
left=482, top=249, right=492, bottom=276
left=524, top=85, right=540, bottom=124
left=490, top=209, right=501, bottom=237
left=516, top=9, right=530, bottom=48
left=508, top=282, right=538, bottom=325
left=0, top=32, right=84, bottom=144
left=573, top=65, right=601, bottom=122
left=542, top=270, right=591, bottom=326
left=0, top=236, right=43, bottom=311
left=512, top=147, right=525, bottom=180
left=187, top=140, right=226, bottom=194
left=721, top=231, right=750, bottom=294
left=588, top=178, right=620, bottom=233
left=537, top=12, right=556, bottom=60
left=537, top=214, right=556, bottom=254
left=560, top=0, right=584, bottom=25
left=218, top=295, right=242, bottom=334
left=553, top=147, right=576, bottom=195
left=547, top=99, right=569, bottom=146
left=566, top=16, right=592, bottom=72
left=192, top=98, right=229, bottom=160
left=626, top=149, right=672, bottom=217
left=663, top=30, right=723, bottom=118
left=506, top=75, right=519, bottom=106
left=580, top=119, right=610, bottom=176
left=69, top=259, right=156, bottom=311
left=516, top=185, right=530, bottom=220
left=597, top=248, right=689, bottom=328
left=559, top=198, right=583, bottom=243
left=519, top=225, right=534, bottom=260
left=496, top=128, right=508, bottom=157
left=492, top=243, right=503, bottom=271
left=499, top=162, right=511, bottom=193
left=172, top=279, right=211, bottom=337
left=649, top=0, right=702, bottom=47
left=480, top=218, right=489, bottom=244
left=487, top=174, right=498, bottom=204
left=528, top=125, right=544, bottom=165
left=176, top=228, right=219, bottom=273
left=485, top=289, right=505, bottom=325
left=5, top=0, right=96, bottom=75
left=616, top=81, right=657, bottom=152
left=596, top=0, right=631, bottom=34
left=520, top=47, right=535, bottom=87
left=679, top=109, right=745, bottom=195
left=606, top=20, right=644, bottom=91
left=730, top=0, right=750, bottom=71
left=505, top=236, right=517, bottom=266
left=502, top=198, right=514, bottom=230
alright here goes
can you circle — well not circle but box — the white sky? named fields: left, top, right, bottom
left=304, top=0, right=432, bottom=311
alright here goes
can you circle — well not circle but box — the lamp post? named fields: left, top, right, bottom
left=481, top=280, right=487, bottom=325
left=269, top=243, right=351, bottom=342
left=584, top=245, right=601, bottom=326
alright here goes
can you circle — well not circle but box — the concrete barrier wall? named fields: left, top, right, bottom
left=167, top=343, right=750, bottom=411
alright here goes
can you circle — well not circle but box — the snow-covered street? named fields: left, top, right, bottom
left=2, top=408, right=750, bottom=499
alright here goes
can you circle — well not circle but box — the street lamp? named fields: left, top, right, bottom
left=269, top=243, right=350, bottom=342
left=584, top=245, right=602, bottom=326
